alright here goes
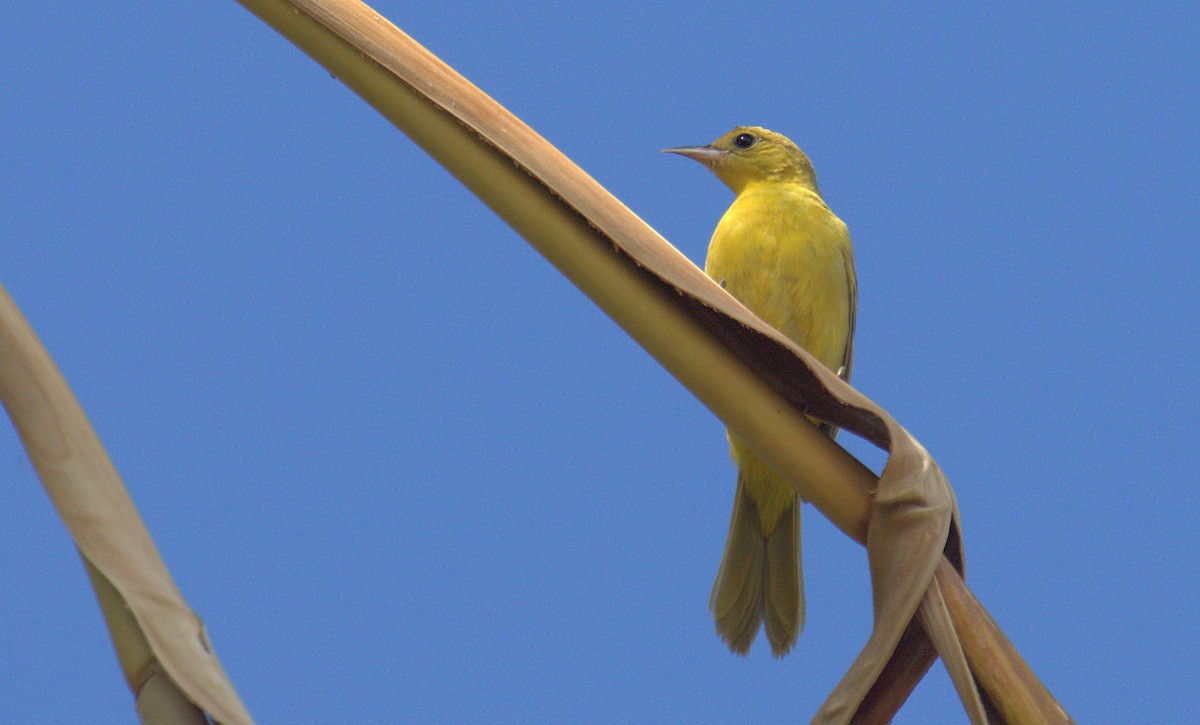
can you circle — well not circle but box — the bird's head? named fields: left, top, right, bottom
left=664, top=126, right=819, bottom=195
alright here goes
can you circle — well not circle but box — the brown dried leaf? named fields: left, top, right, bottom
left=220, top=1, right=1064, bottom=721
left=0, top=286, right=253, bottom=724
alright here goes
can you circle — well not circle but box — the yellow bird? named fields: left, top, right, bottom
left=665, top=127, right=856, bottom=657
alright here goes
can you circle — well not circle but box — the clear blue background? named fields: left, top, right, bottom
left=2, top=3, right=1197, bottom=722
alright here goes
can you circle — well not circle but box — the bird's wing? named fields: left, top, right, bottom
left=839, top=241, right=857, bottom=383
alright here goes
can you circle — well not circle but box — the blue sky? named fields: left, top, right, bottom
left=2, top=3, right=1197, bottom=722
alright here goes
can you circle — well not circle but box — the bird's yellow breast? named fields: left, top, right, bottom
left=705, top=180, right=854, bottom=528
left=704, top=182, right=853, bottom=374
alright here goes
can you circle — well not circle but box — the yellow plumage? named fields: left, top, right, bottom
left=666, top=127, right=856, bottom=657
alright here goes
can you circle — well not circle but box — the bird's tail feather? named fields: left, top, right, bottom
left=709, top=476, right=804, bottom=657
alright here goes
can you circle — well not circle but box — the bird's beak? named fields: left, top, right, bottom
left=662, top=145, right=728, bottom=165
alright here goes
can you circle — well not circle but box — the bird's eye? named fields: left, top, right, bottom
left=733, top=133, right=757, bottom=149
